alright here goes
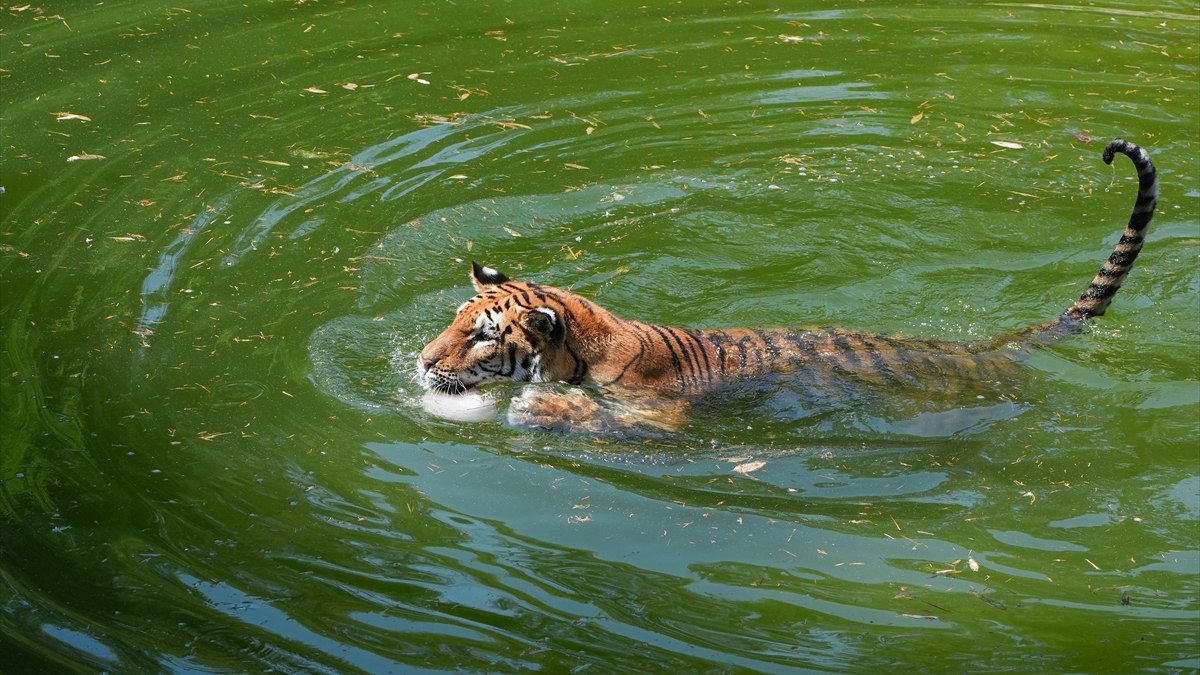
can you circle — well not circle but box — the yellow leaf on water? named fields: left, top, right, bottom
left=54, top=112, right=91, bottom=122
left=304, top=87, right=328, bottom=94
left=564, top=163, right=589, bottom=170
left=494, top=120, right=532, bottom=130
left=258, top=159, right=291, bottom=166
left=67, top=152, right=105, bottom=162
left=991, top=140, right=1024, bottom=149
left=910, top=112, right=924, bottom=124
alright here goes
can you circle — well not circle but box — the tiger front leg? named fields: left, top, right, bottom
left=507, top=385, right=687, bottom=434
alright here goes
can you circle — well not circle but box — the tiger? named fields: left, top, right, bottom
left=416, top=139, right=1158, bottom=433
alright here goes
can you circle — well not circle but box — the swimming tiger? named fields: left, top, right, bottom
left=417, top=139, right=1157, bottom=433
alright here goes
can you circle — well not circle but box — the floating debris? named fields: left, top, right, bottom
left=732, top=460, right=766, bottom=475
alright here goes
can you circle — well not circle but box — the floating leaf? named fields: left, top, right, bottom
left=258, top=159, right=291, bottom=167
left=342, top=82, right=358, bottom=91
left=910, top=112, right=924, bottom=124
left=494, top=120, right=532, bottom=130
left=407, top=73, right=431, bottom=85
left=304, top=86, right=328, bottom=94
left=991, top=140, right=1024, bottom=149
left=53, top=112, right=91, bottom=122
left=732, top=460, right=766, bottom=475
left=563, top=163, right=589, bottom=170
left=67, top=152, right=105, bottom=162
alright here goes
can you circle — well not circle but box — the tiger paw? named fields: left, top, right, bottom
left=507, top=385, right=687, bottom=435
left=507, top=386, right=615, bottom=433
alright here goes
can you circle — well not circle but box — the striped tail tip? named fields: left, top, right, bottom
left=1065, top=138, right=1158, bottom=320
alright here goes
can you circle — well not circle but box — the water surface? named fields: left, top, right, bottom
left=2, top=1, right=1198, bottom=672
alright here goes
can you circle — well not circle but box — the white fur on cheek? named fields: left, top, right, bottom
left=523, top=353, right=545, bottom=382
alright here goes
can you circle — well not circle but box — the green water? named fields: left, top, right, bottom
left=2, top=1, right=1198, bottom=672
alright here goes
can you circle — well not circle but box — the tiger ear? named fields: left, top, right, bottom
left=522, top=307, right=564, bottom=344
left=471, top=261, right=509, bottom=291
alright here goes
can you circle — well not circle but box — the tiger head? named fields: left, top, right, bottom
left=417, top=263, right=598, bottom=394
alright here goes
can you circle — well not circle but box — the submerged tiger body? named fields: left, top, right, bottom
left=417, top=139, right=1158, bottom=433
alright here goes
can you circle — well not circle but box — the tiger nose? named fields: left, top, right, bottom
left=418, top=349, right=440, bottom=371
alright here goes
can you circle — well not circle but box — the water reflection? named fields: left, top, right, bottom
left=139, top=193, right=235, bottom=337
